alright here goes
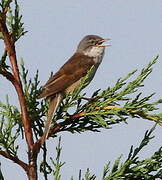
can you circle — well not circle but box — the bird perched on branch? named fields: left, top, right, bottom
left=38, top=35, right=110, bottom=145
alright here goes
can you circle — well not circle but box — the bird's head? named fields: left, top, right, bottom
left=76, top=35, right=110, bottom=57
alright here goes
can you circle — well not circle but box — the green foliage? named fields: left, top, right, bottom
left=44, top=125, right=162, bottom=179
left=51, top=137, right=65, bottom=180
left=20, top=60, right=46, bottom=139
left=0, top=0, right=12, bottom=15
left=0, top=50, right=8, bottom=70
left=0, top=0, right=27, bottom=71
left=40, top=137, right=65, bottom=180
left=53, top=56, right=162, bottom=134
left=77, top=125, right=162, bottom=180
left=0, top=162, right=4, bottom=180
left=6, top=56, right=161, bottom=137
left=0, top=1, right=162, bottom=179
left=0, top=0, right=27, bottom=41
left=97, top=58, right=157, bottom=106
left=0, top=96, right=21, bottom=156
left=7, top=0, right=27, bottom=41
left=102, top=125, right=162, bottom=180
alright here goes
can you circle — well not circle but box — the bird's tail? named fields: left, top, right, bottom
left=41, top=93, right=63, bottom=145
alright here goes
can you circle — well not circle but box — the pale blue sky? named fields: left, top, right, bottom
left=1, top=0, right=162, bottom=179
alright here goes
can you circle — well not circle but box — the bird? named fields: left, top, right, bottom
left=38, top=35, right=110, bottom=145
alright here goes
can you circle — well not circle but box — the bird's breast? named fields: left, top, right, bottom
left=93, top=54, right=103, bottom=64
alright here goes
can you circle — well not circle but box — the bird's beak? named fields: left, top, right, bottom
left=97, top=38, right=111, bottom=47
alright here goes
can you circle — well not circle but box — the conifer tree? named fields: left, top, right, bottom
left=0, top=1, right=162, bottom=179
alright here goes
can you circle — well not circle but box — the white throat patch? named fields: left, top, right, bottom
left=84, top=46, right=105, bottom=58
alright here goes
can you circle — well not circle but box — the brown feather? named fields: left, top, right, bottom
left=38, top=53, right=95, bottom=99
left=38, top=35, right=107, bottom=145
left=40, top=93, right=63, bottom=145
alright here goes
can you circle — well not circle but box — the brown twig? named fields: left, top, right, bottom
left=33, top=102, right=162, bottom=154
left=47, top=112, right=86, bottom=137
left=33, top=114, right=83, bottom=153
left=48, top=123, right=62, bottom=136
left=0, top=150, right=28, bottom=173
left=48, top=105, right=162, bottom=137
left=0, top=69, right=15, bottom=82
left=0, top=13, right=34, bottom=150
left=0, top=12, right=36, bottom=179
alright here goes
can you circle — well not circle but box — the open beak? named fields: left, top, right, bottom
left=97, top=38, right=111, bottom=47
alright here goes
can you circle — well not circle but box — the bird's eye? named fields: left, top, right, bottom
left=90, top=39, right=95, bottom=44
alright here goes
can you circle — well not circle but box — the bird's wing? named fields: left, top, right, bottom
left=38, top=54, right=94, bottom=98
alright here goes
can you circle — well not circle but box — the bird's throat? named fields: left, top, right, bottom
left=83, top=46, right=105, bottom=58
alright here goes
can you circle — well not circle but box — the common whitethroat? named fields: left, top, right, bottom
left=38, top=35, right=110, bottom=145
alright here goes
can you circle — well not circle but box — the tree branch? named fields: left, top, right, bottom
left=48, top=105, right=162, bottom=136
left=0, top=11, right=37, bottom=179
left=0, top=69, right=15, bottom=82
left=0, top=13, right=34, bottom=150
left=0, top=150, right=29, bottom=173
left=95, top=106, right=162, bottom=125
